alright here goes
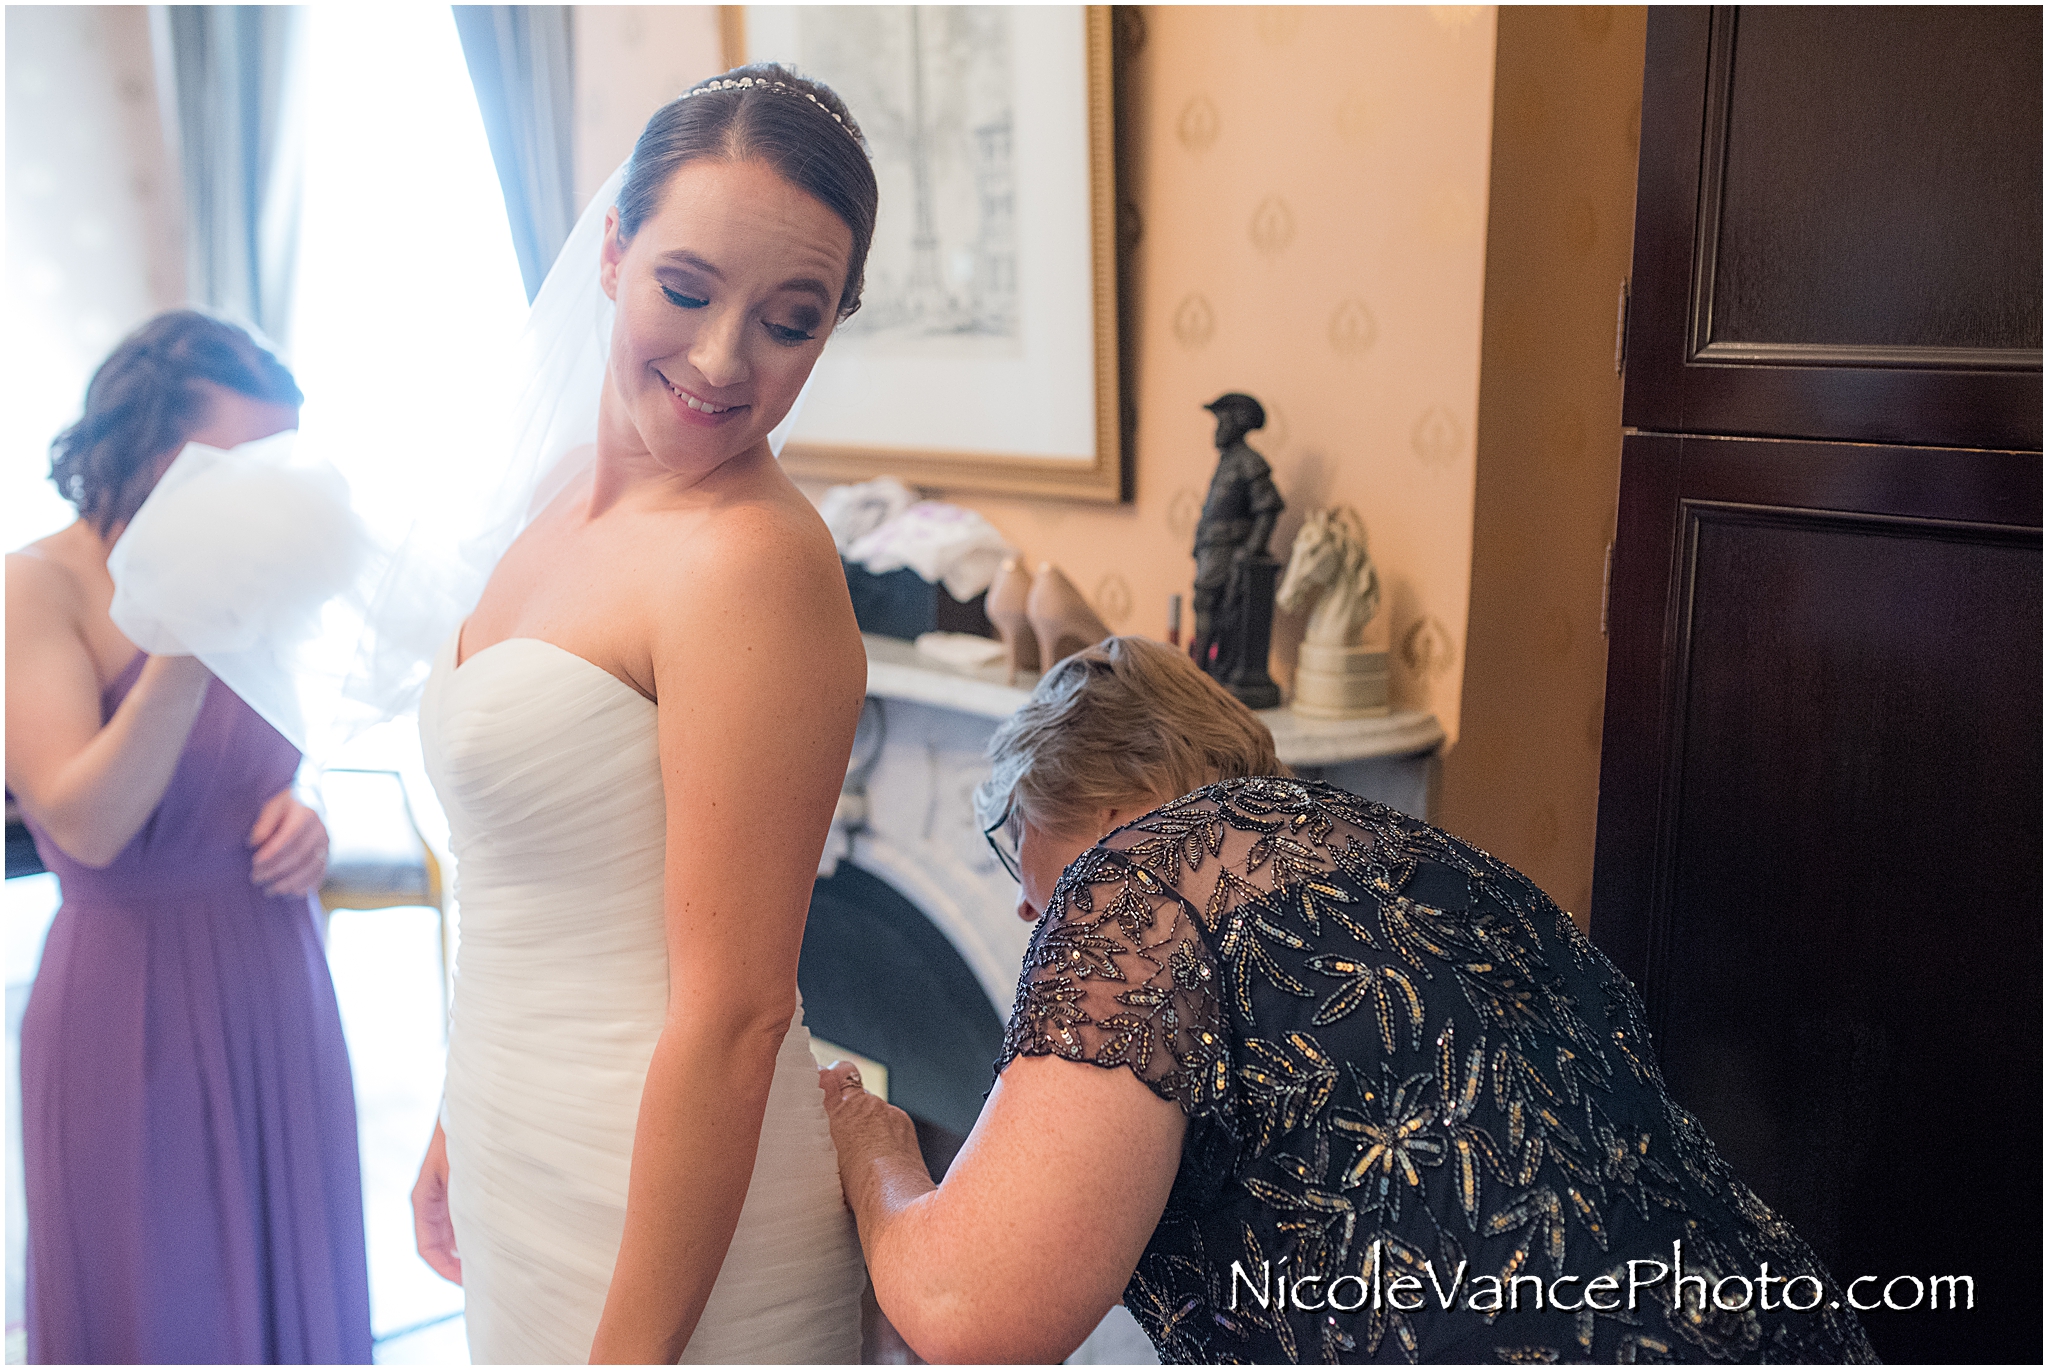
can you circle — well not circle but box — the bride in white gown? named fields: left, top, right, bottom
left=408, top=67, right=875, bottom=1362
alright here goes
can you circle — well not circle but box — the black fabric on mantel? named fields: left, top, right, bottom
left=997, top=778, right=1877, bottom=1364
left=841, top=559, right=995, bottom=641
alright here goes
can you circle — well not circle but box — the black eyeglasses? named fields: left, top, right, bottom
left=984, top=805, right=1022, bottom=882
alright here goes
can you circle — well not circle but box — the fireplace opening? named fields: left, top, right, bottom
left=799, top=863, right=1006, bottom=1181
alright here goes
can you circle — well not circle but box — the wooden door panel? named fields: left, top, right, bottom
left=1705, top=7, right=2041, bottom=355
left=1601, top=8, right=2042, bottom=1360
left=1594, top=434, right=2041, bottom=987
left=1623, top=6, right=2043, bottom=449
left=1664, top=500, right=2040, bottom=1362
left=1593, top=433, right=2042, bottom=1361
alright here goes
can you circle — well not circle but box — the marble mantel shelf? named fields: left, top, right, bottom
left=862, top=635, right=1444, bottom=766
left=835, top=634, right=1444, bottom=1038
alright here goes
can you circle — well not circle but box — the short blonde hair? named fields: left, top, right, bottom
left=974, top=635, right=1287, bottom=836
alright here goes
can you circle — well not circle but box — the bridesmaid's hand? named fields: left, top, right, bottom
left=412, top=1121, right=463, bottom=1285
left=248, top=787, right=329, bottom=897
left=819, top=1061, right=924, bottom=1212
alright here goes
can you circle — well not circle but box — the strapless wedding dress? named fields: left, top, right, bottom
left=420, top=632, right=864, bottom=1363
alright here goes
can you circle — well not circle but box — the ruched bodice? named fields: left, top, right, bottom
left=419, top=632, right=861, bottom=1364
left=425, top=637, right=670, bottom=1109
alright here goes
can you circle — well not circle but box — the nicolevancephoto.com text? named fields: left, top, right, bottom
left=1229, top=1241, right=1975, bottom=1318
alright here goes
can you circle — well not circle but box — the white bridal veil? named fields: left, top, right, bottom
left=108, top=161, right=808, bottom=755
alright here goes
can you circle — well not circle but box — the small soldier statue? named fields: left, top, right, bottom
left=1189, top=393, right=1285, bottom=708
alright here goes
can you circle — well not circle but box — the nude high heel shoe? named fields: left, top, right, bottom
left=1026, top=563, right=1111, bottom=671
left=986, top=557, right=1040, bottom=684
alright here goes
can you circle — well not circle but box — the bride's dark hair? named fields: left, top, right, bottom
left=616, top=63, right=878, bottom=320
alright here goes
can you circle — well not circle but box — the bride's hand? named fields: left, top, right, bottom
left=412, top=1121, right=463, bottom=1285
left=818, top=1061, right=924, bottom=1210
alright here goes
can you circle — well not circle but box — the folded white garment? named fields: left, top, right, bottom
left=913, top=631, right=1007, bottom=670
left=845, top=500, right=1014, bottom=602
left=815, top=475, right=917, bottom=553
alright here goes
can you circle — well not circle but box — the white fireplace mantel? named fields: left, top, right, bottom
left=861, top=635, right=1446, bottom=766
left=835, top=636, right=1446, bottom=1021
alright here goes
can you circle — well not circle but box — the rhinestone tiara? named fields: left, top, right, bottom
left=680, top=75, right=863, bottom=147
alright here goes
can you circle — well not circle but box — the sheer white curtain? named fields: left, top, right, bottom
left=6, top=6, right=527, bottom=557
left=291, top=2, right=523, bottom=768
left=289, top=5, right=528, bottom=542
left=165, top=4, right=306, bottom=348
left=290, top=5, right=529, bottom=853
left=452, top=5, right=577, bottom=303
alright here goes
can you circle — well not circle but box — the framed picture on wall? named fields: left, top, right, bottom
left=724, top=5, right=1128, bottom=502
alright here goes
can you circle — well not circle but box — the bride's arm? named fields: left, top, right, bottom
left=587, top=511, right=864, bottom=1364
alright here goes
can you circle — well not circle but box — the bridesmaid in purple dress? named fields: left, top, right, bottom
left=4, top=312, right=372, bottom=1363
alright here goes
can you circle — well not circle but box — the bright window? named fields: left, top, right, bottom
left=289, top=5, right=528, bottom=536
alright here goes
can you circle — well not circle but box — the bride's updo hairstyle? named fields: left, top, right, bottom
left=975, top=636, right=1288, bottom=838
left=615, top=63, right=878, bottom=320
left=50, top=309, right=302, bottom=537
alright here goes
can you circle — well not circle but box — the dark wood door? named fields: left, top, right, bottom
left=1623, top=6, right=2041, bottom=449
left=1595, top=8, right=2042, bottom=1364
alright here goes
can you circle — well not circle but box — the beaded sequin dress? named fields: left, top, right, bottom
left=997, top=778, right=1877, bottom=1364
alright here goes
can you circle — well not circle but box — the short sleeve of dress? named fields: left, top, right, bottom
left=994, top=842, right=1231, bottom=1120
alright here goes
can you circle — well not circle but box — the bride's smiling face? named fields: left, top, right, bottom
left=599, top=156, right=853, bottom=472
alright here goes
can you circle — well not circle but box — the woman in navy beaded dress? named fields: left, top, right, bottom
left=821, top=636, right=1874, bottom=1365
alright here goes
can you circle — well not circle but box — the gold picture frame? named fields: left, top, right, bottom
left=724, top=6, right=1129, bottom=503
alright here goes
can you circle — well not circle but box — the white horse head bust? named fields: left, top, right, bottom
left=1277, top=505, right=1381, bottom=649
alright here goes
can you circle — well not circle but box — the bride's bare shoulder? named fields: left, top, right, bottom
left=651, top=480, right=854, bottom=654
left=686, top=479, right=843, bottom=588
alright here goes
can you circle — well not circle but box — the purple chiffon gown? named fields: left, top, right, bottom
left=17, top=653, right=373, bottom=1364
